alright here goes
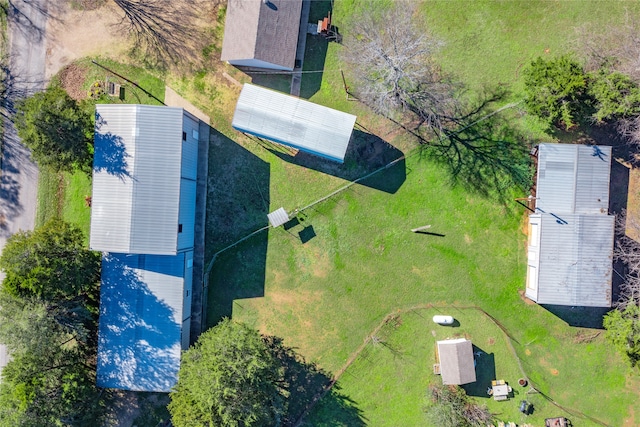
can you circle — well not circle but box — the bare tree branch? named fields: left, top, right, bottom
left=111, top=0, right=221, bottom=70
left=341, top=2, right=458, bottom=137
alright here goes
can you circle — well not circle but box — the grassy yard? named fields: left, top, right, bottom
left=35, top=0, right=640, bottom=425
left=202, top=1, right=640, bottom=426
left=306, top=307, right=565, bottom=426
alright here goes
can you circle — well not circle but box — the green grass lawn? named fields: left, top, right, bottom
left=203, top=1, right=640, bottom=425
left=210, top=152, right=637, bottom=426
left=306, top=307, right=567, bottom=426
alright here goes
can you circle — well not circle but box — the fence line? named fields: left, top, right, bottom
left=292, top=304, right=611, bottom=427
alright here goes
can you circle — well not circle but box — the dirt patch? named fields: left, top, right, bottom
left=269, top=289, right=322, bottom=306
left=58, top=63, right=88, bottom=101
left=487, top=337, right=495, bottom=345
left=572, top=329, right=601, bottom=344
left=518, top=289, right=536, bottom=305
left=624, top=405, right=636, bottom=427
left=45, top=2, right=130, bottom=80
left=525, top=348, right=531, bottom=356
left=464, top=234, right=472, bottom=244
left=550, top=368, right=559, bottom=376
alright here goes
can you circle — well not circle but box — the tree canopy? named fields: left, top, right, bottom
left=0, top=220, right=104, bottom=426
left=604, top=304, right=640, bottom=368
left=341, top=1, right=456, bottom=135
left=425, top=384, right=493, bottom=427
left=169, top=319, right=285, bottom=427
left=523, top=56, right=590, bottom=129
left=0, top=218, right=100, bottom=303
left=14, top=86, right=93, bottom=172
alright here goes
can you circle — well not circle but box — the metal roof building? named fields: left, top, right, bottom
left=232, top=83, right=357, bottom=163
left=91, top=104, right=199, bottom=392
left=526, top=144, right=614, bottom=307
left=90, top=104, right=199, bottom=255
left=436, top=339, right=476, bottom=385
left=96, top=252, right=193, bottom=392
left=220, top=0, right=302, bottom=71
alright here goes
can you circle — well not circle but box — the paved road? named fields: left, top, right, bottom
left=0, top=0, right=49, bottom=371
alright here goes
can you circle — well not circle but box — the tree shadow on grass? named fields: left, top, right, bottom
left=257, top=129, right=406, bottom=194
left=462, top=345, right=495, bottom=398
left=205, top=129, right=270, bottom=325
left=264, top=336, right=366, bottom=426
left=389, top=87, right=533, bottom=201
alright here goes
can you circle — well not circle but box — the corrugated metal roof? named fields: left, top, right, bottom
left=529, top=143, right=614, bottom=307
left=536, top=144, right=611, bottom=215
left=232, top=84, right=356, bottom=163
left=220, top=0, right=302, bottom=70
left=96, top=252, right=187, bottom=392
left=535, top=214, right=614, bottom=307
left=437, top=339, right=476, bottom=385
left=91, top=105, right=194, bottom=255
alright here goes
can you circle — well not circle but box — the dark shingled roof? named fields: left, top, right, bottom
left=221, top=0, right=302, bottom=70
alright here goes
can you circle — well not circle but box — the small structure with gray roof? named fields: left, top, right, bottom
left=221, top=0, right=303, bottom=71
left=232, top=83, right=356, bottom=163
left=526, top=143, right=614, bottom=307
left=91, top=104, right=199, bottom=392
left=436, top=338, right=476, bottom=385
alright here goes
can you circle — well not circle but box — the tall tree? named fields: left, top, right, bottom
left=522, top=55, right=590, bottom=129
left=425, top=384, right=493, bottom=427
left=0, top=219, right=103, bottom=426
left=14, top=86, right=93, bottom=172
left=604, top=304, right=640, bottom=368
left=169, top=319, right=285, bottom=427
left=341, top=1, right=457, bottom=135
left=0, top=218, right=101, bottom=304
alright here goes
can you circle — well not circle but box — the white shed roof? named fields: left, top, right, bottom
left=436, top=338, right=476, bottom=385
left=90, top=105, right=185, bottom=255
left=527, top=143, right=614, bottom=307
left=536, top=143, right=611, bottom=215
left=232, top=84, right=356, bottom=163
left=527, top=213, right=614, bottom=307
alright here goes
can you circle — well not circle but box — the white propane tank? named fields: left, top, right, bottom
left=432, top=315, right=454, bottom=325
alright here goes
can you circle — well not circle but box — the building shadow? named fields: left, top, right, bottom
left=462, top=346, right=495, bottom=398
left=245, top=69, right=292, bottom=94
left=205, top=129, right=270, bottom=324
left=258, top=129, right=406, bottom=194
left=299, top=0, right=332, bottom=99
left=609, top=148, right=630, bottom=216
left=540, top=305, right=610, bottom=329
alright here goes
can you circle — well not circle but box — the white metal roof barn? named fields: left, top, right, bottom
left=526, top=143, right=614, bottom=307
left=232, top=83, right=357, bottom=163
left=90, top=104, right=199, bottom=255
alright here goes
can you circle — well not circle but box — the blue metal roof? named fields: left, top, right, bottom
left=96, top=253, right=186, bottom=392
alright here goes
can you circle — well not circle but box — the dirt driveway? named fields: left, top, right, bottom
left=45, top=0, right=129, bottom=80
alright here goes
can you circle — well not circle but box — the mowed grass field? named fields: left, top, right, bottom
left=203, top=1, right=640, bottom=426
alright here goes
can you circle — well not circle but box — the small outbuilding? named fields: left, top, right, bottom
left=526, top=143, right=614, bottom=307
left=221, top=0, right=303, bottom=71
left=232, top=83, right=357, bottom=163
left=436, top=338, right=476, bottom=385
